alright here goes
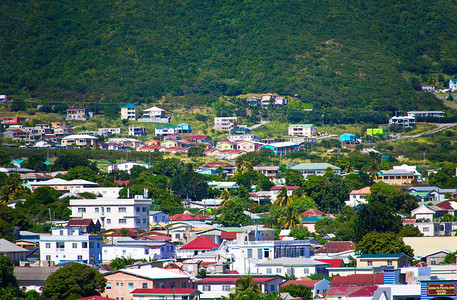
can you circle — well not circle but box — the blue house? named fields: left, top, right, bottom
left=339, top=133, right=357, bottom=143
left=259, top=142, right=300, bottom=155
left=175, top=123, right=192, bottom=133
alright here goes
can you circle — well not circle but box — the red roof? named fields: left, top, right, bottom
left=179, top=237, right=219, bottom=250
left=221, top=232, right=240, bottom=239
left=170, top=214, right=196, bottom=221
left=77, top=296, right=115, bottom=300
left=330, top=274, right=384, bottom=286
left=327, top=286, right=378, bottom=296
left=225, top=270, right=239, bottom=274
left=315, top=259, right=344, bottom=268
left=280, top=280, right=320, bottom=288
left=183, top=135, right=211, bottom=140
left=198, top=276, right=278, bottom=284
left=302, top=208, right=326, bottom=218
left=436, top=200, right=456, bottom=210
left=402, top=219, right=416, bottom=224
left=67, top=219, right=93, bottom=227
left=131, top=288, right=200, bottom=296
left=314, top=241, right=356, bottom=254
left=105, top=228, right=139, bottom=237
left=270, top=186, right=300, bottom=191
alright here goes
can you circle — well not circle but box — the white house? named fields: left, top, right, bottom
left=102, top=237, right=176, bottom=262
left=346, top=186, right=370, bottom=207
left=389, top=116, right=415, bottom=128
left=290, top=163, right=341, bottom=178
left=139, top=107, right=170, bottom=123
left=255, top=257, right=329, bottom=277
left=128, top=126, right=147, bottom=136
left=39, top=227, right=102, bottom=265
left=449, top=79, right=457, bottom=91
left=107, top=162, right=150, bottom=174
left=288, top=124, right=317, bottom=137
left=69, top=195, right=152, bottom=231
left=67, top=187, right=123, bottom=199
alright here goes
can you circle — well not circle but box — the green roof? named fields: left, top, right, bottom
left=291, top=163, right=340, bottom=170
left=218, top=227, right=247, bottom=232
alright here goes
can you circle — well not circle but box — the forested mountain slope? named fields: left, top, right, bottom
left=0, top=0, right=455, bottom=111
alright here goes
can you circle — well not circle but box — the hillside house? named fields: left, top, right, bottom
left=121, top=103, right=140, bottom=120
left=66, top=108, right=90, bottom=121
left=253, top=166, right=279, bottom=180
left=389, top=116, right=415, bottom=128
left=356, top=254, right=410, bottom=268
left=255, top=257, right=329, bottom=277
left=61, top=134, right=98, bottom=148
left=139, top=106, right=170, bottom=123
left=30, top=178, right=98, bottom=192
left=128, top=126, right=147, bottom=136
left=213, top=117, right=237, bottom=131
left=108, top=162, right=150, bottom=173
left=259, top=142, right=300, bottom=155
left=288, top=124, right=317, bottom=137
left=346, top=187, right=370, bottom=207
left=290, top=163, right=341, bottom=178
left=449, top=78, right=457, bottom=91
left=407, top=111, right=444, bottom=118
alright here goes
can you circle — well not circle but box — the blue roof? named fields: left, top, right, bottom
left=122, top=103, right=138, bottom=108
left=301, top=216, right=326, bottom=223
left=450, top=78, right=457, bottom=83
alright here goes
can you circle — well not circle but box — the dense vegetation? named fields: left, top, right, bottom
left=0, top=0, right=454, bottom=114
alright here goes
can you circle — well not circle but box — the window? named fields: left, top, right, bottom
left=367, top=261, right=373, bottom=266
left=143, top=218, right=147, bottom=223
left=77, top=255, right=83, bottom=260
left=276, top=268, right=281, bottom=274
left=107, top=207, right=111, bottom=213
left=222, top=285, right=231, bottom=291
left=116, top=282, right=119, bottom=286
left=119, top=219, right=127, bottom=224
left=60, top=230, right=64, bottom=235
left=423, top=227, right=430, bottom=232
left=119, top=207, right=127, bottom=213
left=202, top=285, right=211, bottom=291
left=97, top=243, right=100, bottom=248
left=107, top=219, right=111, bottom=224
left=136, top=207, right=140, bottom=212
left=136, top=218, right=140, bottom=223
left=82, top=242, right=87, bottom=248
left=145, top=249, right=149, bottom=255
left=46, top=255, right=51, bottom=261
left=95, top=208, right=99, bottom=213
left=72, top=243, right=78, bottom=248
left=142, top=207, right=147, bottom=212
left=128, top=282, right=134, bottom=289
left=387, top=261, right=393, bottom=266
left=303, top=268, right=309, bottom=274
left=78, top=208, right=86, bottom=213
left=142, top=283, right=148, bottom=289
left=45, top=243, right=51, bottom=248
left=160, top=282, right=165, bottom=288
left=123, top=250, right=126, bottom=255
left=247, top=249, right=252, bottom=258
left=264, top=249, right=270, bottom=258
left=258, top=248, right=263, bottom=259
left=106, top=282, right=111, bottom=289
left=120, top=283, right=123, bottom=287
left=182, top=282, right=186, bottom=288
left=267, top=268, right=272, bottom=274
left=431, top=258, right=437, bottom=265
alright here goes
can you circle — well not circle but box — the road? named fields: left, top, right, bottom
left=385, top=123, right=457, bottom=142
left=248, top=120, right=270, bottom=130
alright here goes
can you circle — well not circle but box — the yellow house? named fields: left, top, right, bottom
left=366, top=128, right=385, bottom=135
left=357, top=254, right=410, bottom=268
left=216, top=141, right=236, bottom=150
left=61, top=134, right=98, bottom=148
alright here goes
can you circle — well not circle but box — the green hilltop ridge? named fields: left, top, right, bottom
left=0, top=0, right=456, bottom=113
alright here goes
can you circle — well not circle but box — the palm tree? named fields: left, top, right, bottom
left=234, top=275, right=262, bottom=299
left=275, top=186, right=289, bottom=207
left=279, top=203, right=301, bottom=229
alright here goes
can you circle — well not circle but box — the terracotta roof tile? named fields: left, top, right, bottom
left=314, top=241, right=356, bottom=254
left=330, top=274, right=383, bottom=286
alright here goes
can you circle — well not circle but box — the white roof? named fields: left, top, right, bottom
left=119, top=267, right=189, bottom=279
left=0, top=239, right=29, bottom=253
left=31, top=178, right=98, bottom=186
left=62, top=135, right=98, bottom=140
left=144, top=107, right=165, bottom=112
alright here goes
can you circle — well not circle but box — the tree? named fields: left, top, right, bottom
left=279, top=203, right=301, bottom=229
left=399, top=224, right=423, bottom=237
left=355, top=232, right=414, bottom=257
left=441, top=251, right=457, bottom=264
left=170, top=163, right=209, bottom=200
left=187, top=144, right=206, bottom=157
left=54, top=151, right=97, bottom=171
left=275, top=187, right=289, bottom=207
left=234, top=275, right=263, bottom=299
left=217, top=201, right=252, bottom=227
left=22, top=156, right=47, bottom=171
left=0, top=255, right=18, bottom=289
left=279, top=284, right=312, bottom=300
left=365, top=182, right=417, bottom=214
left=0, top=173, right=26, bottom=203
left=284, top=170, right=303, bottom=186
left=60, top=166, right=99, bottom=182
left=42, top=263, right=106, bottom=300
left=110, top=256, right=135, bottom=270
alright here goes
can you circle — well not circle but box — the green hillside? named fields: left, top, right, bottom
left=0, top=0, right=455, bottom=113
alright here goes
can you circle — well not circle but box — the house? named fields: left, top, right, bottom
left=389, top=116, right=415, bottom=128
left=329, top=273, right=384, bottom=286
left=206, top=149, right=247, bottom=160
left=66, top=218, right=101, bottom=233
left=356, top=254, right=410, bottom=268
left=39, top=227, right=102, bottom=265
left=280, top=279, right=330, bottom=297
left=270, top=186, right=301, bottom=203
left=66, top=187, right=123, bottom=199
left=236, top=140, right=262, bottom=152
left=14, top=266, right=60, bottom=292
left=419, top=250, right=452, bottom=266
left=253, top=166, right=279, bottom=180
left=29, top=178, right=98, bottom=192
left=155, top=124, right=191, bottom=136
left=288, top=124, right=317, bottom=137
left=69, top=195, right=151, bottom=231
left=449, top=78, right=457, bottom=91
left=139, top=107, right=170, bottom=123
left=107, top=138, right=144, bottom=150
left=131, top=288, right=201, bottom=300
left=419, top=85, right=436, bottom=92
left=261, top=93, right=276, bottom=106
left=274, top=97, right=287, bottom=105
left=366, top=128, right=385, bottom=136
left=313, top=241, right=356, bottom=258
left=375, top=165, right=422, bottom=185
left=102, top=237, right=176, bottom=261
left=290, top=163, right=341, bottom=178
left=216, top=139, right=238, bottom=151
left=66, top=107, right=90, bottom=121
left=61, top=134, right=98, bottom=148
left=150, top=211, right=169, bottom=224
left=326, top=286, right=379, bottom=300
left=213, top=117, right=237, bottom=131
left=255, top=257, right=329, bottom=277
left=223, top=240, right=313, bottom=274
left=3, top=128, right=27, bottom=139
left=102, top=268, right=195, bottom=300
left=228, top=128, right=260, bottom=142
left=175, top=237, right=219, bottom=259
left=407, top=111, right=445, bottom=118
left=128, top=126, right=147, bottom=136
left=340, top=133, right=357, bottom=143
left=182, top=135, right=212, bottom=143
left=346, top=187, right=371, bottom=207
left=259, top=142, right=300, bottom=155
left=3, top=117, right=27, bottom=124
left=20, top=173, right=54, bottom=189
left=121, top=103, right=140, bottom=120
left=196, top=275, right=284, bottom=299
left=207, top=181, right=239, bottom=191
left=108, top=162, right=150, bottom=174
left=0, top=238, right=29, bottom=264
left=98, top=128, right=122, bottom=136
left=53, top=126, right=74, bottom=136
left=197, top=162, right=236, bottom=177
